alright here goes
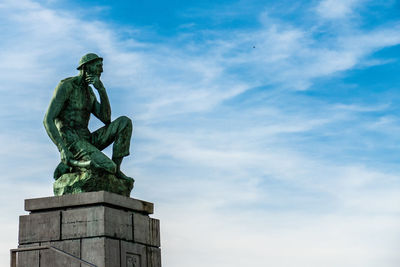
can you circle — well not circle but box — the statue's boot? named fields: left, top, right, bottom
left=117, top=170, right=135, bottom=183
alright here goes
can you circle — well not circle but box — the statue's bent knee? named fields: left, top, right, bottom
left=116, top=116, right=132, bottom=132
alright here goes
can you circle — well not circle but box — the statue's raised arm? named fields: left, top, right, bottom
left=44, top=53, right=134, bottom=196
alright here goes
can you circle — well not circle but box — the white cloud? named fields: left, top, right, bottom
left=161, top=209, right=400, bottom=267
left=316, top=0, right=363, bottom=19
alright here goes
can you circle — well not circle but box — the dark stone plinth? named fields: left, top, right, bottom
left=53, top=171, right=134, bottom=197
left=17, top=191, right=161, bottom=267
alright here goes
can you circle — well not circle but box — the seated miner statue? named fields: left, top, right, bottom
left=44, top=53, right=134, bottom=196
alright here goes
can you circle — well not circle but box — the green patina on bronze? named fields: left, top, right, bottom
left=44, top=53, right=134, bottom=196
left=53, top=170, right=133, bottom=196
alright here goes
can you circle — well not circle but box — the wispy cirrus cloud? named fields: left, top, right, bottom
left=315, top=0, right=365, bottom=19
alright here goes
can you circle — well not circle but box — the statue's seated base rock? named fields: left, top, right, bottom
left=53, top=170, right=134, bottom=197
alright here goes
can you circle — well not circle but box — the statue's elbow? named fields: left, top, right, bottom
left=43, top=114, right=52, bottom=130
left=43, top=116, right=47, bottom=128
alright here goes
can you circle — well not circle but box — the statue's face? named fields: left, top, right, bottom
left=86, top=60, right=103, bottom=77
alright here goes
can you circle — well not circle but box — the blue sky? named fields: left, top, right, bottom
left=1, top=0, right=400, bottom=266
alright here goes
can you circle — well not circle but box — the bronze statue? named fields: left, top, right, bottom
left=44, top=53, right=134, bottom=196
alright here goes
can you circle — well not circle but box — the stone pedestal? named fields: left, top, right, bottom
left=16, top=191, right=161, bottom=267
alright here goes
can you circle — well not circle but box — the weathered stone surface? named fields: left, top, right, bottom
left=16, top=193, right=161, bottom=266
left=147, top=247, right=162, bottom=267
left=17, top=243, right=39, bottom=267
left=81, top=237, right=120, bottom=267
left=121, top=241, right=147, bottom=267
left=62, top=206, right=104, bottom=239
left=40, top=239, right=80, bottom=267
left=62, top=206, right=132, bottom=240
left=104, top=207, right=133, bottom=240
left=150, top=218, right=161, bottom=247
left=54, top=170, right=133, bottom=197
left=25, top=191, right=154, bottom=214
left=132, top=214, right=161, bottom=247
left=19, top=211, right=60, bottom=244
left=133, top=213, right=150, bottom=245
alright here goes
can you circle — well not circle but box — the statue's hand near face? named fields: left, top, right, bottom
left=85, top=74, right=104, bottom=90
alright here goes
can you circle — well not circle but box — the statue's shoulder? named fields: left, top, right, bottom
left=57, top=76, right=80, bottom=91
left=59, top=76, right=79, bottom=85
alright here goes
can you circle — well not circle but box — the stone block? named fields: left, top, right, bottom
left=81, top=237, right=120, bottom=267
left=62, top=206, right=132, bottom=240
left=133, top=213, right=150, bottom=245
left=104, top=207, right=133, bottom=240
left=147, top=247, right=162, bottom=267
left=62, top=206, right=104, bottom=239
left=121, top=240, right=147, bottom=267
left=17, top=243, right=39, bottom=267
left=25, top=191, right=153, bottom=214
left=133, top=214, right=160, bottom=247
left=19, top=211, right=61, bottom=244
left=40, top=239, right=80, bottom=267
left=150, top=218, right=161, bottom=247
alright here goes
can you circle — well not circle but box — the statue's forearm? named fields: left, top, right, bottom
left=98, top=86, right=111, bottom=123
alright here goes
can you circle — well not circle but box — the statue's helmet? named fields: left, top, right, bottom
left=77, top=53, right=103, bottom=70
